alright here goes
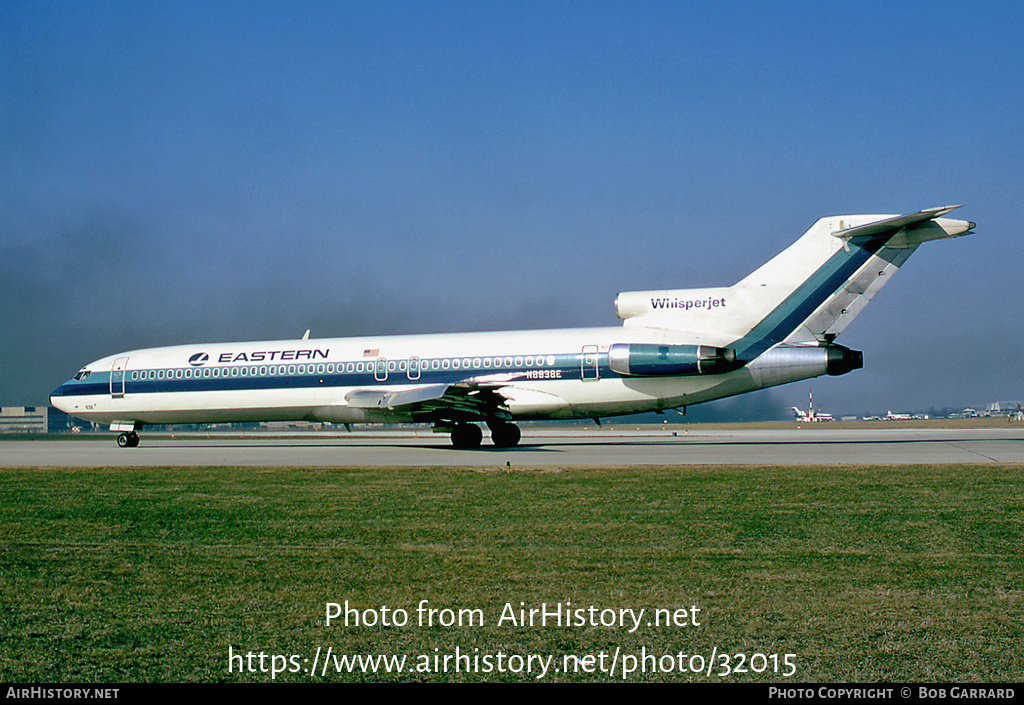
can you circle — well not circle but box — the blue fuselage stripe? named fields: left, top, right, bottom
left=730, top=237, right=888, bottom=359
left=51, top=352, right=607, bottom=398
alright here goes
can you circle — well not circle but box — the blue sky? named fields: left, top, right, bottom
left=2, top=1, right=1021, bottom=416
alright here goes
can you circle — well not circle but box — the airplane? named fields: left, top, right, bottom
left=50, top=205, right=974, bottom=449
left=792, top=389, right=833, bottom=423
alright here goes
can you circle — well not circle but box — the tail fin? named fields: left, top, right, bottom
left=615, top=206, right=974, bottom=360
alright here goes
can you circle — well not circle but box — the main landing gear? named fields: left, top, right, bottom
left=448, top=422, right=521, bottom=449
left=116, top=431, right=140, bottom=448
left=488, top=421, right=521, bottom=448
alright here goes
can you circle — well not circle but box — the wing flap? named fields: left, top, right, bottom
left=345, top=384, right=451, bottom=410
left=344, top=381, right=511, bottom=420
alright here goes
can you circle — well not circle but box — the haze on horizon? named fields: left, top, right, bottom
left=2, top=2, right=1021, bottom=419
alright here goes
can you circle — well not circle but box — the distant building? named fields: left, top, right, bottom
left=987, top=401, right=1023, bottom=414
left=0, top=407, right=47, bottom=433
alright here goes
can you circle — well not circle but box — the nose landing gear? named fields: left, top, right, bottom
left=116, top=431, right=140, bottom=448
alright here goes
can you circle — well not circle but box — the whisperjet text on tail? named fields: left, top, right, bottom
left=50, top=206, right=973, bottom=448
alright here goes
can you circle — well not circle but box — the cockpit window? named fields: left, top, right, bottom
left=74, top=370, right=91, bottom=381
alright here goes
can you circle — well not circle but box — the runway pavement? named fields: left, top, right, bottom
left=3, top=426, right=1024, bottom=467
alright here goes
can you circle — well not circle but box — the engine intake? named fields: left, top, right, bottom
left=608, top=343, right=742, bottom=377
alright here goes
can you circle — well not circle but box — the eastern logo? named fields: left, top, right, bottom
left=189, top=352, right=210, bottom=366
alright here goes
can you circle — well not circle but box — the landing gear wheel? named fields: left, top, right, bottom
left=450, top=423, right=483, bottom=449
left=489, top=422, right=521, bottom=448
left=117, top=432, right=140, bottom=448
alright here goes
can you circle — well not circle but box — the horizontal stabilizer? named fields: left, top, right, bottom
left=832, top=205, right=974, bottom=244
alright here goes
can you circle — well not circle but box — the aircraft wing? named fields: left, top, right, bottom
left=344, top=379, right=513, bottom=421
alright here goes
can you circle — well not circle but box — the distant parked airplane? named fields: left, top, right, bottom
left=792, top=389, right=834, bottom=422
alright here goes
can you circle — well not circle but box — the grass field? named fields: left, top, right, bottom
left=1, top=464, right=1021, bottom=682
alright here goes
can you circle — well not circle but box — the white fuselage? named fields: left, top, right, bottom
left=50, top=325, right=799, bottom=427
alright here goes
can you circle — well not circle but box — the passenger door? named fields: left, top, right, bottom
left=109, top=357, right=129, bottom=397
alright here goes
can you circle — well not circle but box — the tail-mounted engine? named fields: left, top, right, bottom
left=824, top=344, right=863, bottom=376
left=608, top=343, right=742, bottom=377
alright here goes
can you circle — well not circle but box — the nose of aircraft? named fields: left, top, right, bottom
left=49, top=382, right=71, bottom=413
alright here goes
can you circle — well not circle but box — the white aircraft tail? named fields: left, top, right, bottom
left=615, top=206, right=974, bottom=361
